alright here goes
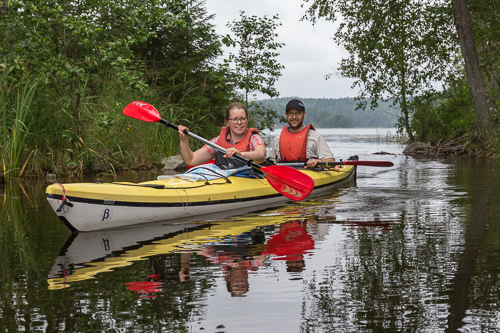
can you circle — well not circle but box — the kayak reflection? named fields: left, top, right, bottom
left=47, top=206, right=313, bottom=291
left=48, top=204, right=393, bottom=297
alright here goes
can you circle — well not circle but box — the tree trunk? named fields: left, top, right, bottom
left=453, top=0, right=494, bottom=136
left=400, top=71, right=415, bottom=142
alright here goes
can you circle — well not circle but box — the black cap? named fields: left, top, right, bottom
left=286, top=99, right=305, bottom=112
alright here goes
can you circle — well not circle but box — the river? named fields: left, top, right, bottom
left=1, top=128, right=500, bottom=332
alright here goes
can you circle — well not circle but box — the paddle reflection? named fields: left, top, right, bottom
left=125, top=274, right=163, bottom=299
left=263, top=219, right=315, bottom=274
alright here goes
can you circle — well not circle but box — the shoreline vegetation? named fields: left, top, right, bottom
left=1, top=0, right=500, bottom=183
left=0, top=1, right=282, bottom=183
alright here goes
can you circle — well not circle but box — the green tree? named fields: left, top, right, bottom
left=453, top=0, right=494, bottom=136
left=223, top=11, right=285, bottom=105
left=143, top=0, right=233, bottom=118
left=0, top=0, right=189, bottom=177
left=223, top=11, right=286, bottom=131
left=303, top=0, right=458, bottom=142
left=0, top=0, right=243, bottom=177
left=0, top=0, right=178, bottom=131
left=471, top=0, right=500, bottom=98
left=260, top=96, right=398, bottom=127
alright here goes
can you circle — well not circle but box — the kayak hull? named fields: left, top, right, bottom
left=46, top=166, right=355, bottom=232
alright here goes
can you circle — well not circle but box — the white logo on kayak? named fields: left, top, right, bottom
left=101, top=207, right=113, bottom=224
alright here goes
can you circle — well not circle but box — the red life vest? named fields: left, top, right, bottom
left=215, top=126, right=259, bottom=169
left=262, top=221, right=314, bottom=260
left=279, top=124, right=315, bottom=162
left=217, top=126, right=259, bottom=150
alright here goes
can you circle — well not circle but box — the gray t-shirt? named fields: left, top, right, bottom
left=269, top=129, right=334, bottom=162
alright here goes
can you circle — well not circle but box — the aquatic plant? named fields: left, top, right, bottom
left=1, top=79, right=39, bottom=182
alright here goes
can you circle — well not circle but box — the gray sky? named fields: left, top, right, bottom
left=205, top=0, right=359, bottom=100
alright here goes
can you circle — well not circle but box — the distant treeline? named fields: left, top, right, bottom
left=259, top=97, right=399, bottom=128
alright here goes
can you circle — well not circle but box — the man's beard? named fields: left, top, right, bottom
left=289, top=121, right=303, bottom=130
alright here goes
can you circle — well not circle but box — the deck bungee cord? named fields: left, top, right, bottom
left=98, top=165, right=266, bottom=190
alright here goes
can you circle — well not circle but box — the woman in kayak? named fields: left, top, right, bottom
left=177, top=102, right=266, bottom=170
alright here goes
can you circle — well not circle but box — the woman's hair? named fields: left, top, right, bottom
left=225, top=102, right=248, bottom=120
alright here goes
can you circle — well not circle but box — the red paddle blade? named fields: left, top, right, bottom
left=343, top=161, right=394, bottom=167
left=123, top=101, right=161, bottom=122
left=262, top=165, right=314, bottom=201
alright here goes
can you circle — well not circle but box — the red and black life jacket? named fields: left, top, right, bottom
left=215, top=126, right=259, bottom=169
left=279, top=124, right=315, bottom=162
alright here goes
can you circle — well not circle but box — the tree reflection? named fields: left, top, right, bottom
left=301, top=161, right=479, bottom=332
left=446, top=159, right=498, bottom=332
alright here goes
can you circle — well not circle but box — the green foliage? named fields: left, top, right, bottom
left=248, top=101, right=287, bottom=131
left=303, top=0, right=459, bottom=141
left=1, top=79, right=39, bottom=182
left=0, top=0, right=243, bottom=179
left=468, top=0, right=500, bottom=101
left=315, top=112, right=354, bottom=128
left=0, top=1, right=290, bottom=179
left=408, top=69, right=500, bottom=156
left=223, top=11, right=285, bottom=105
left=411, top=73, right=474, bottom=143
left=0, top=0, right=187, bottom=178
left=407, top=0, right=500, bottom=152
left=143, top=0, right=234, bottom=118
left=260, top=97, right=398, bottom=128
left=0, top=0, right=176, bottom=119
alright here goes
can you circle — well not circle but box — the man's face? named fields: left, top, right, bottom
left=285, top=108, right=306, bottom=129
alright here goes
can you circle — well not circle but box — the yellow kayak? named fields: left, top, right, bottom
left=46, top=165, right=355, bottom=232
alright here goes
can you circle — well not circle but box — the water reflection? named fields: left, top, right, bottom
left=47, top=206, right=327, bottom=293
left=263, top=219, right=315, bottom=276
left=446, top=159, right=499, bottom=332
left=7, top=130, right=500, bottom=332
left=299, top=157, right=500, bottom=333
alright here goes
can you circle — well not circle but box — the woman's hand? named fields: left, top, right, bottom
left=178, top=125, right=189, bottom=140
left=224, top=147, right=241, bottom=158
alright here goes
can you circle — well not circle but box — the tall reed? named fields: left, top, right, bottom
left=1, top=90, right=6, bottom=181
left=1, top=79, right=39, bottom=182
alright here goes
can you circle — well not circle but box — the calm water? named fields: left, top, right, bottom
left=2, top=128, right=500, bottom=332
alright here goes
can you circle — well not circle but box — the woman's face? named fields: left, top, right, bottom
left=225, top=108, right=248, bottom=137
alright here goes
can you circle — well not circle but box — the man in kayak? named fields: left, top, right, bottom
left=178, top=102, right=266, bottom=169
left=269, top=98, right=340, bottom=170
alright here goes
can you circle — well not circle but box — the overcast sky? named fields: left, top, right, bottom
left=205, top=0, right=359, bottom=100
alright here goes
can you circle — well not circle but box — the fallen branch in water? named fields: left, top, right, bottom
left=403, top=136, right=467, bottom=157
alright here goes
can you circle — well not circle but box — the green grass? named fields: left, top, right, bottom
left=0, top=71, right=230, bottom=182
left=1, top=79, right=39, bottom=182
